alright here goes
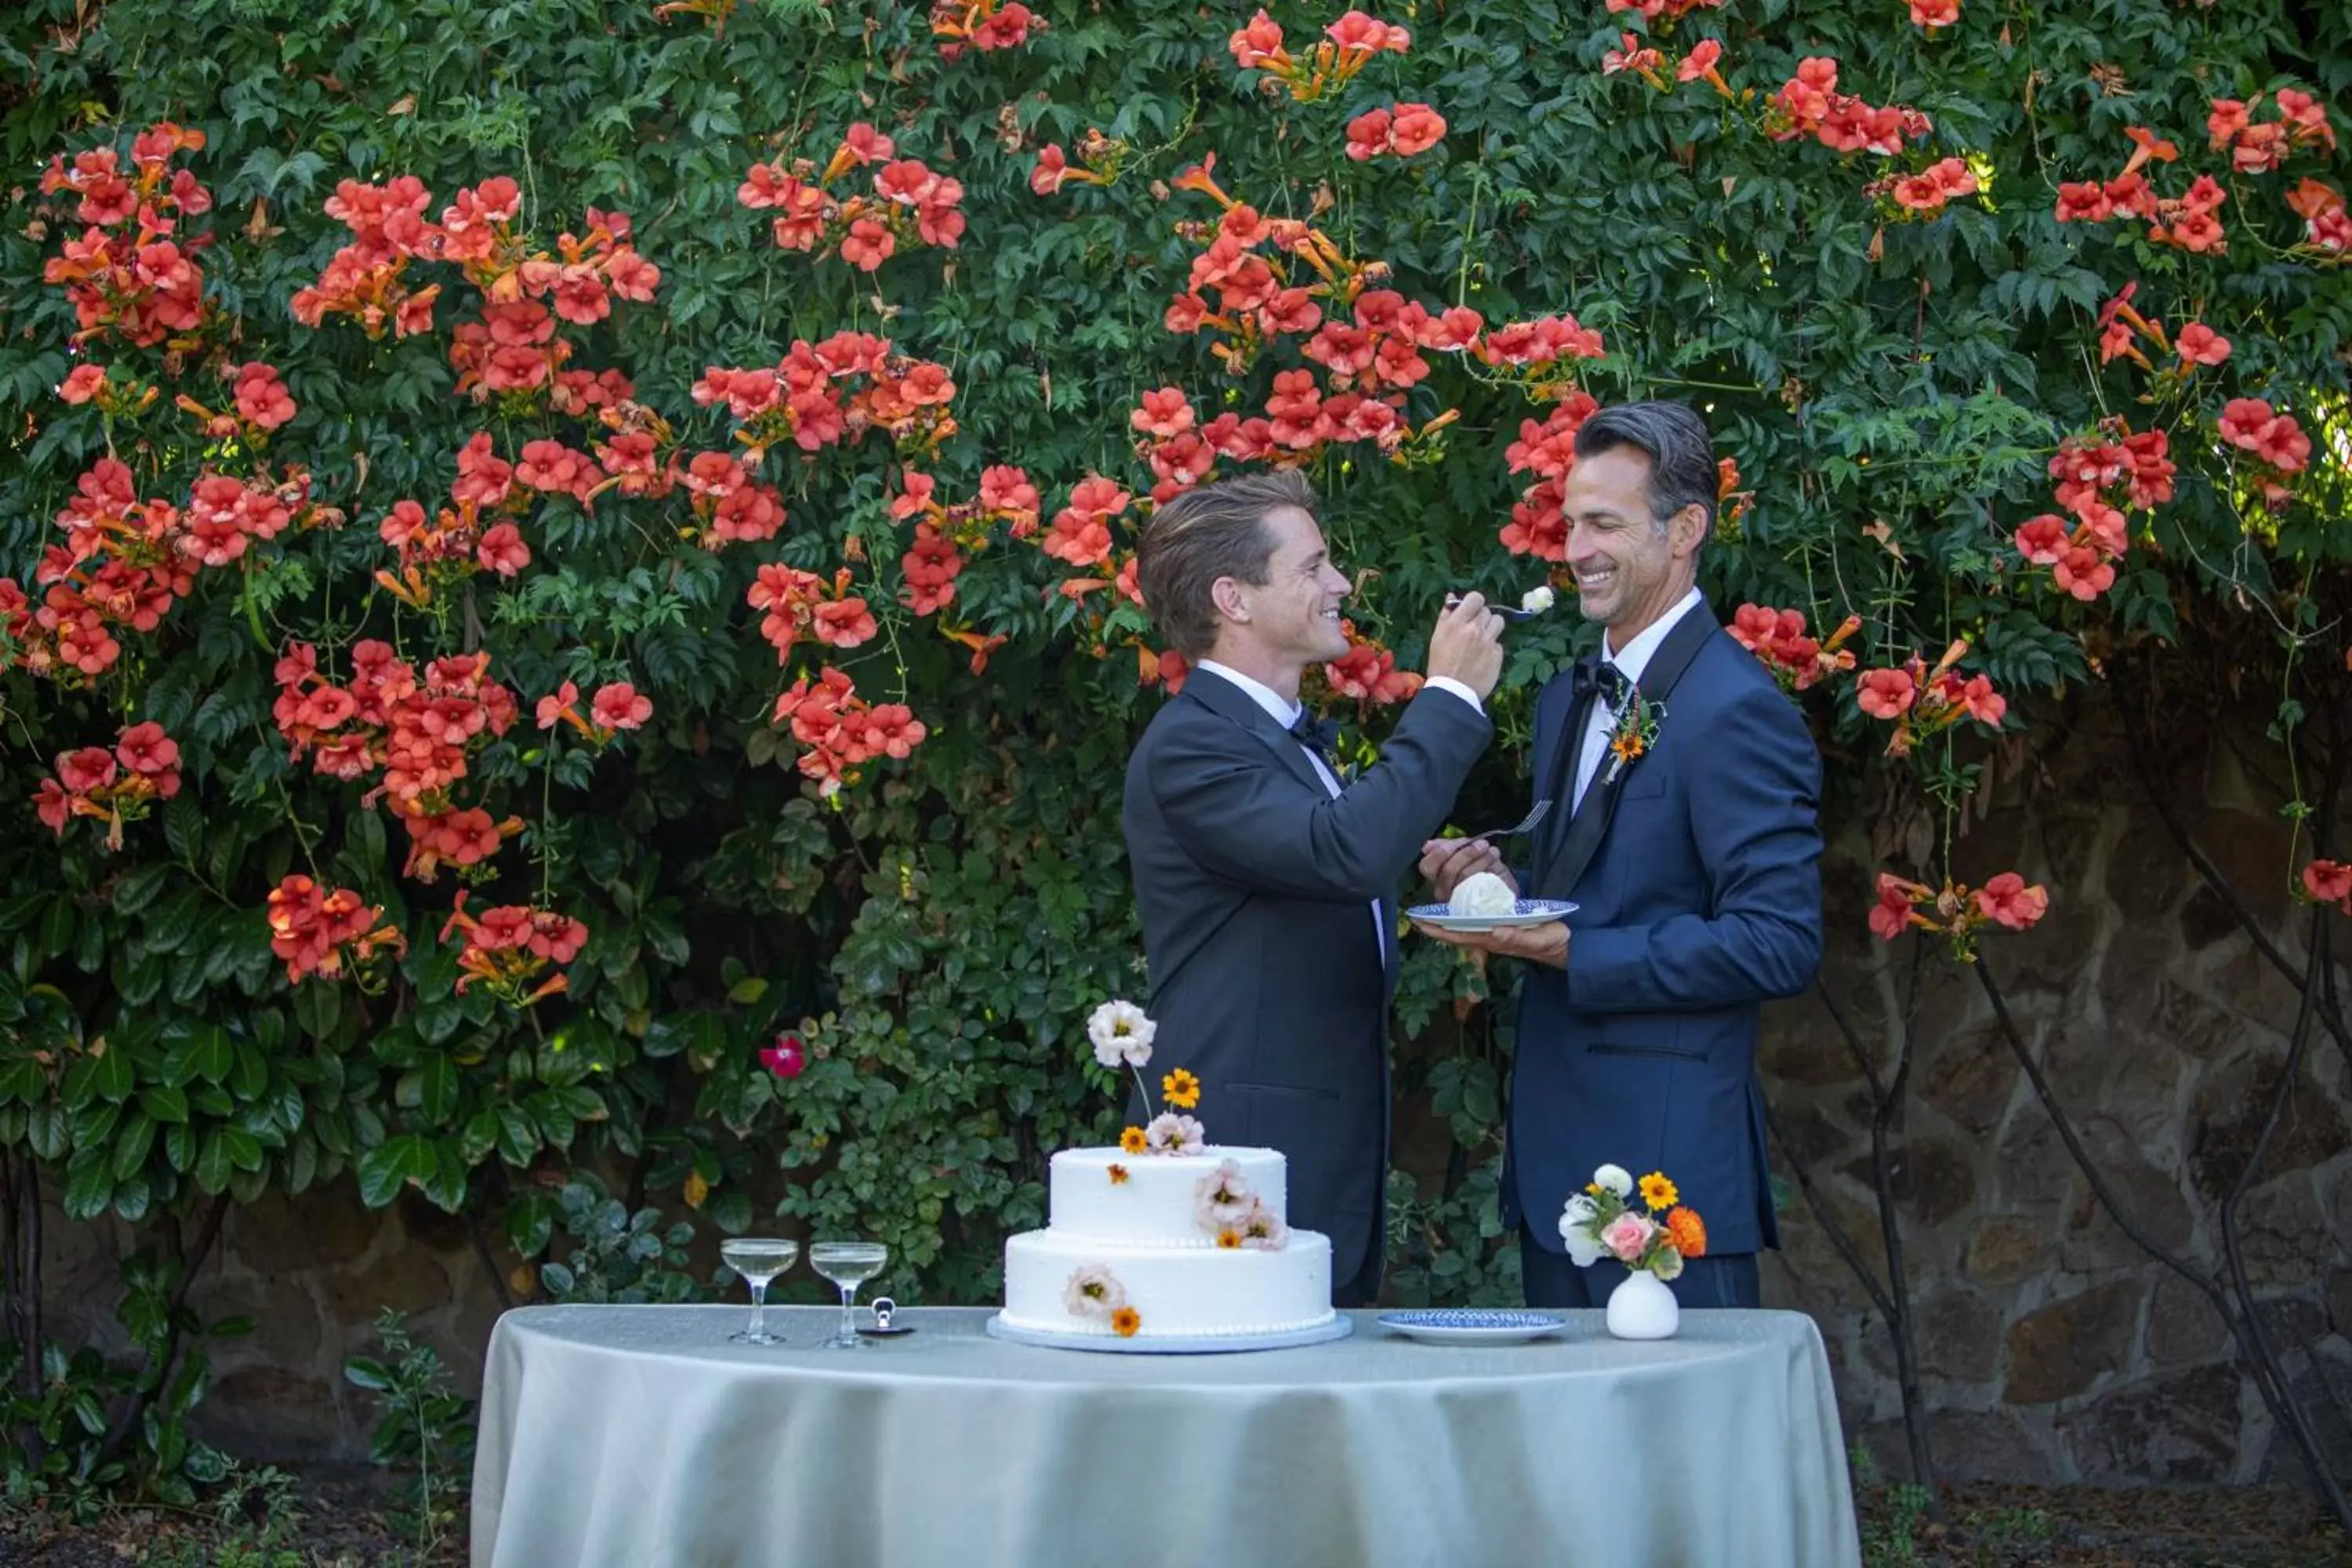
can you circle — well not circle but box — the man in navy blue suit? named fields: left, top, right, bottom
left=1414, top=401, right=1823, bottom=1310
left=1124, top=470, right=1504, bottom=1305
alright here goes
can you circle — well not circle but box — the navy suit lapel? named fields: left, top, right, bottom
left=1181, top=668, right=1328, bottom=801
left=1534, top=602, right=1721, bottom=898
left=1529, top=679, right=1595, bottom=886
left=1183, top=669, right=1404, bottom=982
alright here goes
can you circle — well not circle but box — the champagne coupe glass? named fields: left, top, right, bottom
left=808, top=1241, right=890, bottom=1348
left=720, top=1238, right=799, bottom=1345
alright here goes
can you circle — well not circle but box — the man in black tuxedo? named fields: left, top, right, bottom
left=1416, top=401, right=1823, bottom=1312
left=1123, top=470, right=1503, bottom=1306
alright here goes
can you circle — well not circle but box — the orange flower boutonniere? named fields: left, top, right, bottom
left=1604, top=688, right=1664, bottom=786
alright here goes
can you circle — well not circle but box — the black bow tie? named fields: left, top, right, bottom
left=1289, top=710, right=1338, bottom=760
left=1571, top=656, right=1629, bottom=709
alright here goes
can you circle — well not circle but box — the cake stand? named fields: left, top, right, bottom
left=984, top=1313, right=1353, bottom=1354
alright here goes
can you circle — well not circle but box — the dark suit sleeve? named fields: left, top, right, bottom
left=1566, top=684, right=1822, bottom=1011
left=1150, top=689, right=1490, bottom=902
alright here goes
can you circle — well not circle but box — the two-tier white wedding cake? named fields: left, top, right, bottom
left=996, top=1145, right=1339, bottom=1342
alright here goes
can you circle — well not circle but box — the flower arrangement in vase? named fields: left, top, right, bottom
left=1559, top=1163, right=1708, bottom=1340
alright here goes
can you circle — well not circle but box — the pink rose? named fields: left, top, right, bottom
left=1600, top=1211, right=1654, bottom=1265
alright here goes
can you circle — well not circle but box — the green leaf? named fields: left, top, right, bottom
left=231, top=1042, right=269, bottom=1101
left=343, top=1356, right=394, bottom=1392
left=113, top=1174, right=152, bottom=1224
left=111, top=862, right=173, bottom=917
left=193, top=1028, right=234, bottom=1086
left=112, top=1112, right=157, bottom=1181
left=141, top=1085, right=191, bottom=1123
left=92, top=1042, right=136, bottom=1102
left=220, top=1127, right=265, bottom=1172
left=415, top=1054, right=459, bottom=1123
left=356, top=1134, right=439, bottom=1209
left=195, top=1129, right=235, bottom=1194
left=62, top=1154, right=113, bottom=1221
left=293, top=980, right=343, bottom=1040
left=27, top=1103, right=68, bottom=1161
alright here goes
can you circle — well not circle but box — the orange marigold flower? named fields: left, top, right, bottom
left=1666, top=1206, right=1708, bottom=1258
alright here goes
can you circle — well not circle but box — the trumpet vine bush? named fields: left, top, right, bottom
left=0, top=0, right=2347, bottom=1435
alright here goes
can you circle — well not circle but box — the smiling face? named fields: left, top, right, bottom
left=1562, top=445, right=1704, bottom=650
left=1212, top=503, right=1352, bottom=675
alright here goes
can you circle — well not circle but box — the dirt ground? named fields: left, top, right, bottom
left=1854, top=1479, right=2352, bottom=1566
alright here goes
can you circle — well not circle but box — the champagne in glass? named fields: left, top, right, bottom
left=808, top=1241, right=890, bottom=1348
left=721, top=1239, right=799, bottom=1345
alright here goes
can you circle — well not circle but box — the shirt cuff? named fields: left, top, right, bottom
left=1423, top=675, right=1485, bottom=715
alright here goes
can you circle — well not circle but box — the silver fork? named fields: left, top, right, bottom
left=1465, top=797, right=1552, bottom=843
left=1445, top=593, right=1546, bottom=620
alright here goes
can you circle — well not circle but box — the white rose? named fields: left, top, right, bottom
left=1563, top=1193, right=1599, bottom=1229
left=1593, top=1164, right=1633, bottom=1198
left=1086, top=1000, right=1156, bottom=1069
left=1563, top=1229, right=1608, bottom=1268
left=1520, top=585, right=1555, bottom=615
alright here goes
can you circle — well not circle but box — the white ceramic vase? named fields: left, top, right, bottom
left=1605, top=1268, right=1679, bottom=1340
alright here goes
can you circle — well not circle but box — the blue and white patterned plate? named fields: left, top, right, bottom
left=1378, top=1308, right=1568, bottom=1345
left=1406, top=898, right=1577, bottom=933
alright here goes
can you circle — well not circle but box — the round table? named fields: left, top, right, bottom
left=471, top=1304, right=1860, bottom=1568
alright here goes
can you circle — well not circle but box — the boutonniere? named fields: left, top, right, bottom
left=1603, top=688, right=1665, bottom=786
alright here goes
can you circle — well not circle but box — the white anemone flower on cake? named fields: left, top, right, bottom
left=1086, top=998, right=1156, bottom=1069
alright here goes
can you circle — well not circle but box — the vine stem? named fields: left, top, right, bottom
left=254, top=715, right=325, bottom=881
left=1973, top=953, right=2350, bottom=1530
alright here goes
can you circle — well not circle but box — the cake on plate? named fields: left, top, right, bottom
left=989, top=997, right=1343, bottom=1348
left=996, top=1145, right=1337, bottom=1341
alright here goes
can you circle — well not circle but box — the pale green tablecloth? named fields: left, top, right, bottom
left=470, top=1304, right=1860, bottom=1568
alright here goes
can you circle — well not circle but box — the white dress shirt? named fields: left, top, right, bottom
left=1194, top=661, right=1485, bottom=968
left=1570, top=586, right=1704, bottom=811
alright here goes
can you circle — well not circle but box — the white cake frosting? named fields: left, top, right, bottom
left=1047, top=1145, right=1287, bottom=1247
left=998, top=1145, right=1338, bottom=1340
left=1449, top=870, right=1518, bottom=917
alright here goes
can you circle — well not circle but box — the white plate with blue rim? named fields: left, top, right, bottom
left=1377, top=1308, right=1569, bottom=1345
left=1406, top=899, right=1577, bottom=934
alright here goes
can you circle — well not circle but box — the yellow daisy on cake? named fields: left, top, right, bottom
left=1639, top=1171, right=1679, bottom=1212
left=1161, top=1067, right=1200, bottom=1109
left=1120, top=1126, right=1148, bottom=1154
left=1111, top=1306, right=1142, bottom=1338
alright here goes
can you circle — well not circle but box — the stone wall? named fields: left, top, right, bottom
left=1759, top=708, right=2352, bottom=1489
left=26, top=710, right=2352, bottom=1484
left=35, top=1186, right=506, bottom=1457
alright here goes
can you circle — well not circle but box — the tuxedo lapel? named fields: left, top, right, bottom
left=1182, top=668, right=1328, bottom=801
left=1538, top=736, right=1630, bottom=898
left=1533, top=602, right=1722, bottom=898
left=1529, top=681, right=1596, bottom=884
